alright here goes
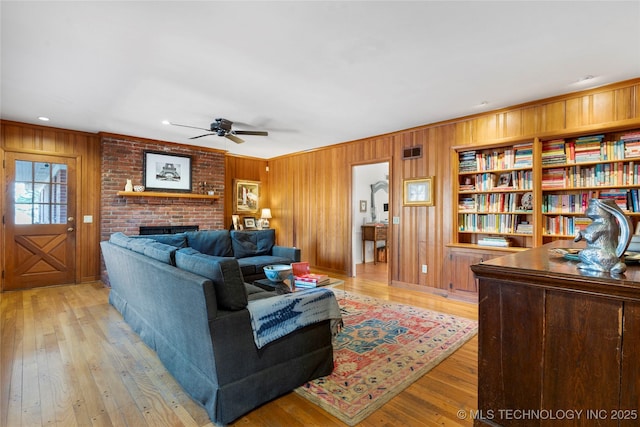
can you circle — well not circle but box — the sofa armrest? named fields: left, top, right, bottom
left=272, top=245, right=300, bottom=262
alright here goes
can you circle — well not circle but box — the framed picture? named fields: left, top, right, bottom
left=359, top=200, right=367, bottom=212
left=233, top=179, right=260, bottom=213
left=403, top=176, right=435, bottom=206
left=231, top=214, right=242, bottom=230
left=143, top=151, right=192, bottom=192
left=243, top=217, right=256, bottom=229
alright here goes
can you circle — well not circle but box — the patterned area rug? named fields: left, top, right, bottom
left=295, top=290, right=478, bottom=426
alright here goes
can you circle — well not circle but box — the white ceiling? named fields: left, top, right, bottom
left=2, top=1, right=639, bottom=159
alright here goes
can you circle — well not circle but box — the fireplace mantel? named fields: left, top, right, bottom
left=117, top=191, right=219, bottom=200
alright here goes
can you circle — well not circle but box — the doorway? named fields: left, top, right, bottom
left=3, top=153, right=77, bottom=290
left=352, top=162, right=389, bottom=282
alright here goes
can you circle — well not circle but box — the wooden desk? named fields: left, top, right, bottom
left=471, top=240, right=640, bottom=427
left=361, top=224, right=387, bottom=264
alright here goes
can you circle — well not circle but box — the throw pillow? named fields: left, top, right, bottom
left=143, top=241, right=179, bottom=265
left=230, top=229, right=275, bottom=258
left=185, top=230, right=234, bottom=257
left=132, top=233, right=188, bottom=248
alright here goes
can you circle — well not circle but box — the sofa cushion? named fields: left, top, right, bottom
left=133, top=233, right=188, bottom=248
left=143, top=241, right=179, bottom=265
left=175, top=248, right=246, bottom=310
left=230, top=229, right=275, bottom=259
left=245, top=283, right=277, bottom=301
left=186, top=230, right=234, bottom=257
left=127, top=237, right=156, bottom=254
left=109, top=232, right=133, bottom=248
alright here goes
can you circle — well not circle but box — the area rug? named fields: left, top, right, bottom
left=294, top=290, right=477, bottom=426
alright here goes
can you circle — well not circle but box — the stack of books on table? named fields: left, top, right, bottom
left=291, top=261, right=330, bottom=288
left=478, top=236, right=513, bottom=247
left=294, top=273, right=330, bottom=288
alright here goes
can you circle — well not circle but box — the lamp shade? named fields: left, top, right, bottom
left=261, top=208, right=272, bottom=219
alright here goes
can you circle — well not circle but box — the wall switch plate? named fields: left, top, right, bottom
left=422, top=264, right=428, bottom=274
left=392, top=216, right=400, bottom=224
left=83, top=215, right=93, bottom=223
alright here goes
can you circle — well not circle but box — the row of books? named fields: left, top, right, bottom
left=544, top=216, right=592, bottom=236
left=541, top=162, right=640, bottom=189
left=458, top=142, right=533, bottom=173
left=461, top=171, right=534, bottom=192
left=542, top=189, right=640, bottom=213
left=477, top=236, right=513, bottom=247
left=542, top=191, right=600, bottom=213
left=458, top=213, right=526, bottom=234
left=540, top=133, right=640, bottom=164
left=458, top=192, right=530, bottom=213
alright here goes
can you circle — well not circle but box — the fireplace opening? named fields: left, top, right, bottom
left=139, top=225, right=199, bottom=235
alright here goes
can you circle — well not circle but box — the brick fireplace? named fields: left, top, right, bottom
left=100, top=135, right=226, bottom=242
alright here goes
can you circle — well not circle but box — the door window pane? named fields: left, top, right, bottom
left=14, top=161, right=68, bottom=225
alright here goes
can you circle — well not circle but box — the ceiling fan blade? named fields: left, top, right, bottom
left=189, top=133, right=215, bottom=139
left=225, top=133, right=245, bottom=144
left=234, top=130, right=269, bottom=136
left=169, top=122, right=212, bottom=132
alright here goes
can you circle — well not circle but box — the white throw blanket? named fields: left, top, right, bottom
left=247, top=287, right=343, bottom=349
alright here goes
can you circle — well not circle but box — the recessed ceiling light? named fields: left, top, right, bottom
left=576, top=75, right=596, bottom=84
left=161, top=120, right=171, bottom=125
left=478, top=101, right=489, bottom=108
left=37, top=116, right=50, bottom=121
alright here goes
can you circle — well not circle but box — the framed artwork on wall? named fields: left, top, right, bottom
left=143, top=151, right=192, bottom=192
left=233, top=179, right=260, bottom=214
left=359, top=200, right=367, bottom=212
left=403, top=176, right=435, bottom=206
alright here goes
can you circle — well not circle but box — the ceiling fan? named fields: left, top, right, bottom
left=168, top=118, right=268, bottom=144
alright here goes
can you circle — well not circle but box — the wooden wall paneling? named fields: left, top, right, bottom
left=224, top=155, right=268, bottom=228
left=474, top=114, right=499, bottom=143
left=1, top=121, right=102, bottom=285
left=78, top=133, right=102, bottom=282
left=454, top=120, right=474, bottom=146
left=538, top=100, right=566, bottom=133
left=521, top=105, right=540, bottom=136
left=592, top=90, right=617, bottom=124
left=614, top=84, right=638, bottom=121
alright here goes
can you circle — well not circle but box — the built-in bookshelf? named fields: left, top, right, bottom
left=452, top=127, right=640, bottom=251
left=454, top=140, right=536, bottom=250
left=540, top=129, right=640, bottom=242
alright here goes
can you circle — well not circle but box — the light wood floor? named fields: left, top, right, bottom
left=1, top=265, right=478, bottom=427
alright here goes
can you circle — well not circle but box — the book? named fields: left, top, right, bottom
left=291, top=262, right=310, bottom=277
left=295, top=273, right=330, bottom=284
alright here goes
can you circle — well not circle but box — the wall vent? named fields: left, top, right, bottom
left=403, top=145, right=422, bottom=160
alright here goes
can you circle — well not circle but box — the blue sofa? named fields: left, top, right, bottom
left=100, top=231, right=337, bottom=425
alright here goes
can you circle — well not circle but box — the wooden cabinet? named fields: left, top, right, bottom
left=447, top=247, right=501, bottom=298
left=471, top=240, right=640, bottom=427
left=361, top=224, right=387, bottom=264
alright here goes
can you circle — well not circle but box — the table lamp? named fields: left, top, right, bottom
left=261, top=208, right=272, bottom=229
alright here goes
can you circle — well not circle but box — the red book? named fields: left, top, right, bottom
left=291, top=262, right=310, bottom=277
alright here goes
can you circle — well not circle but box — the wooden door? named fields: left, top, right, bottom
left=4, top=153, right=76, bottom=290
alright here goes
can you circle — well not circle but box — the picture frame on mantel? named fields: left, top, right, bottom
left=403, top=176, right=435, bottom=206
left=143, top=151, right=192, bottom=193
left=233, top=179, right=260, bottom=214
